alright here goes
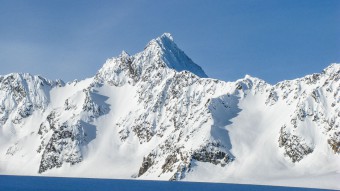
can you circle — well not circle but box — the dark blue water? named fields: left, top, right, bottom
left=0, top=175, right=333, bottom=191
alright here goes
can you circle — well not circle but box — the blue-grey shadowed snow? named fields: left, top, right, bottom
left=208, top=94, right=241, bottom=158
left=79, top=121, right=96, bottom=144
left=150, top=33, right=208, bottom=78
left=0, top=175, right=333, bottom=191
left=90, top=90, right=110, bottom=110
left=81, top=91, right=110, bottom=143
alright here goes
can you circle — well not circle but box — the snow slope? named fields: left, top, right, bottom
left=0, top=33, right=339, bottom=189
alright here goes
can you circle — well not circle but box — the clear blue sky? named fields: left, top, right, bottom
left=0, top=0, right=339, bottom=84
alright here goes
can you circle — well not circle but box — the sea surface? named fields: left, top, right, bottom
left=0, top=175, right=333, bottom=191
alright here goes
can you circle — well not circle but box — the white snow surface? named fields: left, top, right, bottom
left=0, top=34, right=339, bottom=190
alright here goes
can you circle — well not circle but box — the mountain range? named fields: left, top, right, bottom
left=0, top=33, right=339, bottom=189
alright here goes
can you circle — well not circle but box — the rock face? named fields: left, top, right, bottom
left=0, top=33, right=339, bottom=189
left=36, top=88, right=108, bottom=173
left=278, top=125, right=313, bottom=162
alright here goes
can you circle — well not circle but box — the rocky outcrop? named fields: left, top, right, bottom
left=191, top=143, right=233, bottom=166
left=36, top=87, right=108, bottom=173
left=278, top=126, right=313, bottom=162
left=38, top=121, right=84, bottom=173
left=137, top=140, right=234, bottom=180
left=138, top=153, right=156, bottom=177
left=328, top=131, right=340, bottom=154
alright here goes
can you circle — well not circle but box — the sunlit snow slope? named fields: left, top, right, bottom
left=0, top=33, right=339, bottom=189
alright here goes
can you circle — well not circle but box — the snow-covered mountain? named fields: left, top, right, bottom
left=0, top=33, right=339, bottom=189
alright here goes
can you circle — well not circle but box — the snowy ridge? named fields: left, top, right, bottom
left=0, top=34, right=339, bottom=189
left=95, top=33, right=206, bottom=87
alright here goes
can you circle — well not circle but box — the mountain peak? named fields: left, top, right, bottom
left=159, top=32, right=173, bottom=41
left=96, top=33, right=208, bottom=86
left=323, top=63, right=340, bottom=75
left=143, top=33, right=208, bottom=78
left=145, top=33, right=175, bottom=50
left=119, top=50, right=130, bottom=58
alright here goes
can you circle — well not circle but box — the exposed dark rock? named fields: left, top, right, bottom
left=38, top=121, right=85, bottom=173
left=191, top=143, right=233, bottom=166
left=132, top=123, right=154, bottom=144
left=265, top=89, right=278, bottom=105
left=328, top=131, right=340, bottom=154
left=161, top=153, right=178, bottom=173
left=279, top=126, right=313, bottom=162
left=138, top=153, right=155, bottom=177
left=170, top=163, right=190, bottom=181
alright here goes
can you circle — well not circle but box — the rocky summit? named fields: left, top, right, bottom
left=0, top=33, right=339, bottom=189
